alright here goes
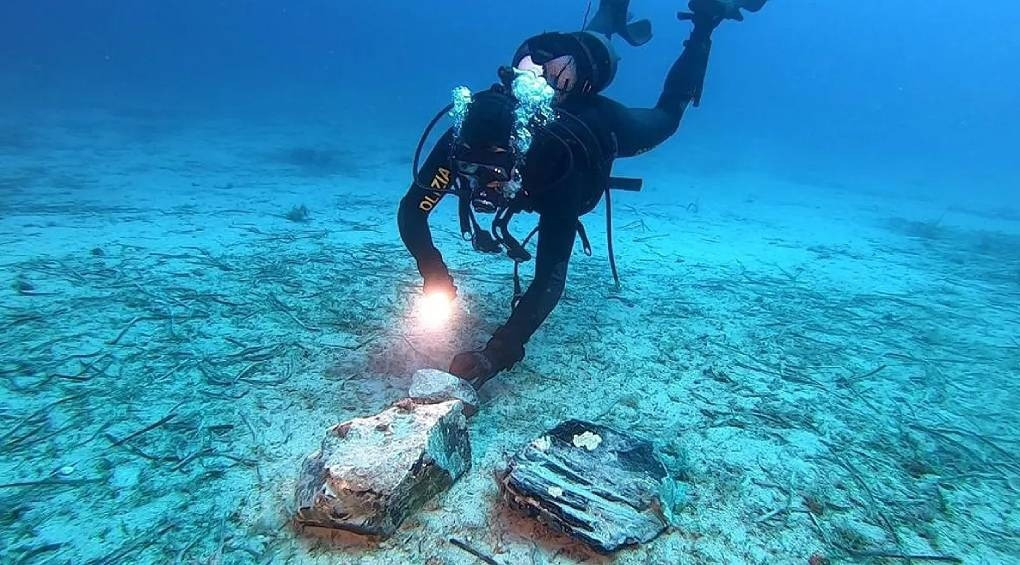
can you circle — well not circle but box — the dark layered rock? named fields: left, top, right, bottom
left=408, top=369, right=480, bottom=417
left=500, top=420, right=670, bottom=553
left=294, top=399, right=471, bottom=538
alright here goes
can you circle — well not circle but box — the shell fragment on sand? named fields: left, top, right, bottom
left=408, top=369, right=480, bottom=417
left=501, top=420, right=670, bottom=554
left=294, top=399, right=471, bottom=538
left=571, top=430, right=603, bottom=450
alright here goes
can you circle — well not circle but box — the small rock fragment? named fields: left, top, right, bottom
left=409, top=369, right=479, bottom=416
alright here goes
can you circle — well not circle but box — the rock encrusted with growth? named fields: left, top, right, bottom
left=294, top=399, right=471, bottom=537
left=500, top=420, right=670, bottom=553
left=408, top=369, right=479, bottom=417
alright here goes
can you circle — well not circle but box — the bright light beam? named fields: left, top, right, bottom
left=418, top=291, right=453, bottom=329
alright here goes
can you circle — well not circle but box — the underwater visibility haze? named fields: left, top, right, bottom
left=1, top=0, right=1018, bottom=563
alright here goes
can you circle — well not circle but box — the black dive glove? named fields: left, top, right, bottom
left=421, top=261, right=457, bottom=298
left=449, top=336, right=525, bottom=388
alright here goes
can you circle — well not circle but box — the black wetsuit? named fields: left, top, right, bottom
left=398, top=28, right=713, bottom=368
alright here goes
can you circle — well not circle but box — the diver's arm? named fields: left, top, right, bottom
left=449, top=210, right=577, bottom=386
left=606, top=19, right=717, bottom=157
left=495, top=210, right=577, bottom=347
left=397, top=130, right=456, bottom=292
left=398, top=185, right=450, bottom=288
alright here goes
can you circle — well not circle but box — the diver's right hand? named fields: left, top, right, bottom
left=423, top=271, right=457, bottom=299
left=418, top=257, right=457, bottom=298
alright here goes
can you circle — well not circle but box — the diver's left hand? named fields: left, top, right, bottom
left=449, top=338, right=524, bottom=388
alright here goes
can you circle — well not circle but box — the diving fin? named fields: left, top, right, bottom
left=740, top=0, right=768, bottom=13
left=585, top=0, right=653, bottom=47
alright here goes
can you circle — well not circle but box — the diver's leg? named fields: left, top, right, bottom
left=610, top=1, right=769, bottom=156
left=607, top=23, right=716, bottom=157
left=656, top=23, right=715, bottom=117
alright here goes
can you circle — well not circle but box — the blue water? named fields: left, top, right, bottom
left=1, top=1, right=1018, bottom=563
left=4, top=1, right=1017, bottom=198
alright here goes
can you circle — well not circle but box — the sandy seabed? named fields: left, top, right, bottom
left=1, top=109, right=1018, bottom=564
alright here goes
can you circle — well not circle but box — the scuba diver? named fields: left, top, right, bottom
left=398, top=0, right=767, bottom=388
